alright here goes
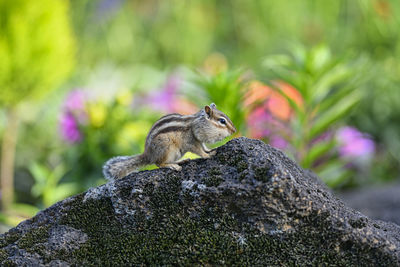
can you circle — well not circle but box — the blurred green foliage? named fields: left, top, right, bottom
left=68, top=0, right=400, bottom=68
left=261, top=45, right=368, bottom=187
left=0, top=0, right=75, bottom=106
left=239, top=46, right=368, bottom=188
left=29, top=162, right=78, bottom=208
left=0, top=0, right=400, bottom=228
left=62, top=92, right=156, bottom=189
left=0, top=0, right=75, bottom=220
left=192, top=69, right=247, bottom=133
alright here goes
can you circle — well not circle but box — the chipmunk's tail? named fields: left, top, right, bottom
left=102, top=154, right=148, bottom=181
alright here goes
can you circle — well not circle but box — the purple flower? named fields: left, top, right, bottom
left=60, top=112, right=82, bottom=144
left=270, top=135, right=288, bottom=150
left=337, top=126, right=375, bottom=161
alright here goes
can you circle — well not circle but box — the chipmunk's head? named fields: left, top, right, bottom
left=194, top=103, right=236, bottom=144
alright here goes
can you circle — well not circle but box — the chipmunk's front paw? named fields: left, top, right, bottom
left=168, top=164, right=182, bottom=171
left=208, top=150, right=216, bottom=156
left=202, top=150, right=216, bottom=158
left=158, top=163, right=182, bottom=171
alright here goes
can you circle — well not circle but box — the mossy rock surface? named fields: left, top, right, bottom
left=1, top=137, right=400, bottom=266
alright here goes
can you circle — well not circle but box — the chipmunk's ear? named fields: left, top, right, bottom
left=204, top=105, right=213, bottom=119
left=210, top=103, right=217, bottom=109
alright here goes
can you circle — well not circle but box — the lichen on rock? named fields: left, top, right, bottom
left=1, top=137, right=399, bottom=266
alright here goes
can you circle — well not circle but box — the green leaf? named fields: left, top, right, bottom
left=301, top=139, right=337, bottom=169
left=44, top=183, right=79, bottom=207
left=317, top=160, right=353, bottom=188
left=263, top=55, right=293, bottom=70
left=28, top=162, right=49, bottom=185
left=191, top=69, right=246, bottom=131
left=311, top=65, right=353, bottom=104
left=10, top=203, right=40, bottom=218
left=307, top=45, right=331, bottom=74
left=262, top=69, right=308, bottom=101
left=29, top=162, right=67, bottom=200
left=49, top=163, right=66, bottom=185
left=269, top=82, right=305, bottom=122
left=316, top=83, right=356, bottom=114
left=308, top=89, right=361, bottom=140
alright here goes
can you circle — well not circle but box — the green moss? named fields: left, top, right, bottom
left=18, top=225, right=50, bottom=250
left=1, top=138, right=398, bottom=265
left=349, top=217, right=368, bottom=229
left=209, top=167, right=222, bottom=176
left=217, top=152, right=246, bottom=167
left=0, top=249, right=8, bottom=262
left=237, top=161, right=248, bottom=173
left=59, top=194, right=118, bottom=235
left=1, top=259, right=18, bottom=267
left=0, top=232, right=20, bottom=248
left=254, top=166, right=274, bottom=182
left=203, top=176, right=224, bottom=187
left=67, top=212, right=390, bottom=265
left=39, top=184, right=392, bottom=265
left=1, top=174, right=397, bottom=265
left=202, top=168, right=224, bottom=187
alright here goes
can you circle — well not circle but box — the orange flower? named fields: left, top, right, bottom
left=274, top=81, right=303, bottom=109
left=244, top=80, right=303, bottom=121
left=244, top=81, right=273, bottom=107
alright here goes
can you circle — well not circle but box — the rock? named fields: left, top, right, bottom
left=340, top=184, right=400, bottom=225
left=0, top=137, right=399, bottom=266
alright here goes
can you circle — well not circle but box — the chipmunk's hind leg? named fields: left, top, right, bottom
left=157, top=146, right=183, bottom=171
left=150, top=134, right=184, bottom=171
left=155, top=148, right=182, bottom=171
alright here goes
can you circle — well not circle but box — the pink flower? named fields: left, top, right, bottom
left=146, top=75, right=181, bottom=113
left=247, top=106, right=289, bottom=149
left=269, top=135, right=288, bottom=150
left=60, top=112, right=82, bottom=144
left=64, top=90, right=86, bottom=111
left=337, top=126, right=375, bottom=161
left=59, top=90, right=88, bottom=144
left=143, top=74, right=198, bottom=115
left=247, top=107, right=272, bottom=139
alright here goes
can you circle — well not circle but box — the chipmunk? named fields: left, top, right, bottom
left=102, top=103, right=236, bottom=180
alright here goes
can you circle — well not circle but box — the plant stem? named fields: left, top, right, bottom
left=1, top=107, right=19, bottom=212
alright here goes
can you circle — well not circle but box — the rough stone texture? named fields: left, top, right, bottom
left=340, top=184, right=400, bottom=226
left=1, top=137, right=399, bottom=266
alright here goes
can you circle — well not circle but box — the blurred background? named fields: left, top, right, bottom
left=0, top=0, right=399, bottom=230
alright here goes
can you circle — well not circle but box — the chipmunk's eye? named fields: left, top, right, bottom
left=218, top=118, right=226, bottom=125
